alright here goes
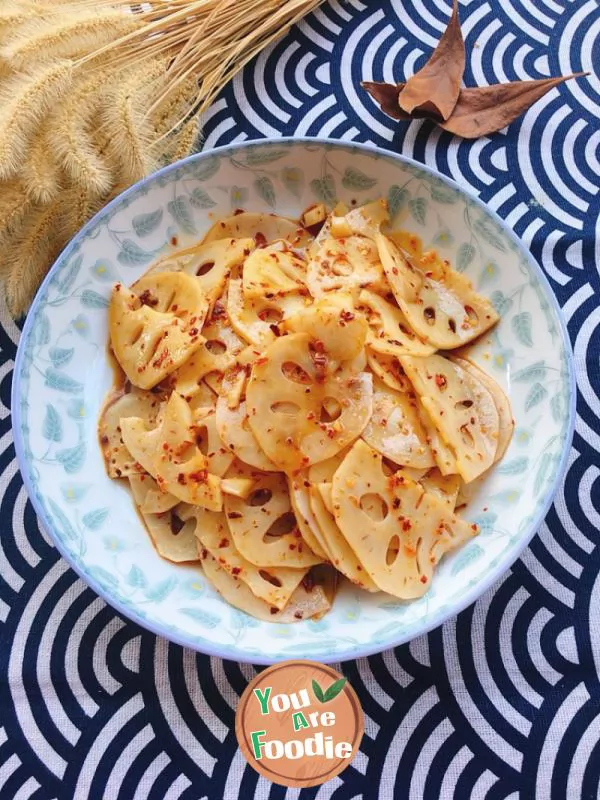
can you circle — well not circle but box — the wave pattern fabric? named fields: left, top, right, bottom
left=1, top=0, right=599, bottom=797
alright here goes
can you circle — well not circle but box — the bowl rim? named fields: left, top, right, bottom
left=11, top=136, right=577, bottom=664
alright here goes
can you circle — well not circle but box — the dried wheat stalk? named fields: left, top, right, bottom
left=0, top=0, right=324, bottom=316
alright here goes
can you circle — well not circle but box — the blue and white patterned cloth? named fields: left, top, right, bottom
left=1, top=1, right=599, bottom=797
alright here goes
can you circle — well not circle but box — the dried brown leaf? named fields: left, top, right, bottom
left=438, top=74, right=587, bottom=138
left=398, top=0, right=464, bottom=121
left=361, top=81, right=410, bottom=120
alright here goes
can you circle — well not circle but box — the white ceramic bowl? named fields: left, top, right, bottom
left=12, top=139, right=575, bottom=663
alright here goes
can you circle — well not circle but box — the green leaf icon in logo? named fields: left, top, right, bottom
left=312, top=677, right=347, bottom=703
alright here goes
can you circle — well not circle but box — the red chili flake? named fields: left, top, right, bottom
left=340, top=309, right=355, bottom=323
left=170, top=236, right=178, bottom=246
left=234, top=208, right=244, bottom=216
left=392, top=498, right=401, bottom=510
left=218, top=538, right=228, bottom=548
left=294, top=611, right=303, bottom=620
left=152, top=348, right=169, bottom=369
left=289, top=544, right=296, bottom=550
left=100, top=435, right=109, bottom=445
left=255, top=357, right=268, bottom=367
left=228, top=512, right=242, bottom=519
left=420, top=575, right=428, bottom=584
left=269, top=324, right=280, bottom=337
left=189, top=469, right=208, bottom=483
left=231, top=566, right=241, bottom=576
left=435, top=374, right=447, bottom=389
left=270, top=607, right=278, bottom=615
left=483, top=507, right=488, bottom=512
left=255, top=232, right=267, bottom=248
left=138, top=289, right=158, bottom=307
left=177, top=473, right=186, bottom=485
left=327, top=428, right=335, bottom=439
left=212, top=301, right=226, bottom=319
left=200, top=547, right=208, bottom=559
left=357, top=565, right=362, bottom=571
left=162, top=443, right=169, bottom=451
left=189, top=327, right=199, bottom=336
left=471, top=524, right=479, bottom=532
left=171, top=304, right=178, bottom=312
left=402, top=519, right=412, bottom=532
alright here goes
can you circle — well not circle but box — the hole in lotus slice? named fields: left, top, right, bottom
left=282, top=361, right=312, bottom=384
left=205, top=339, right=226, bottom=355
left=225, top=465, right=321, bottom=568
left=359, top=493, right=389, bottom=521
left=332, top=440, right=477, bottom=598
left=258, top=307, right=283, bottom=324
left=264, top=511, right=298, bottom=540
left=386, top=535, right=400, bottom=565
left=448, top=318, right=457, bottom=333
left=247, top=488, right=273, bottom=507
left=460, top=424, right=475, bottom=448
left=271, top=401, right=300, bottom=416
left=424, top=307, right=436, bottom=326
left=196, top=261, right=215, bottom=276
left=247, top=333, right=373, bottom=471
left=320, top=397, right=342, bottom=422
left=259, top=570, right=283, bottom=587
left=399, top=354, right=500, bottom=484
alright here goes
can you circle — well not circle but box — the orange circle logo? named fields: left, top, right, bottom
left=235, top=660, right=364, bottom=788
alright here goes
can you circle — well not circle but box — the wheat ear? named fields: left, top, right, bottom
left=1, top=9, right=140, bottom=69
left=0, top=60, right=73, bottom=180
left=0, top=181, right=33, bottom=241
left=99, top=64, right=165, bottom=185
left=22, top=124, right=62, bottom=205
left=46, top=67, right=113, bottom=195
left=2, top=203, right=65, bottom=317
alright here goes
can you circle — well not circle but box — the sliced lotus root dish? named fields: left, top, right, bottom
left=109, top=273, right=208, bottom=390
left=377, top=234, right=499, bottom=349
left=184, top=506, right=308, bottom=609
left=101, top=200, right=513, bottom=621
left=362, top=378, right=435, bottom=470
left=200, top=550, right=332, bottom=623
left=99, top=389, right=163, bottom=478
left=246, top=333, right=373, bottom=472
left=223, top=464, right=321, bottom=568
left=129, top=475, right=199, bottom=563
left=399, top=354, right=500, bottom=483
left=332, top=440, right=477, bottom=598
